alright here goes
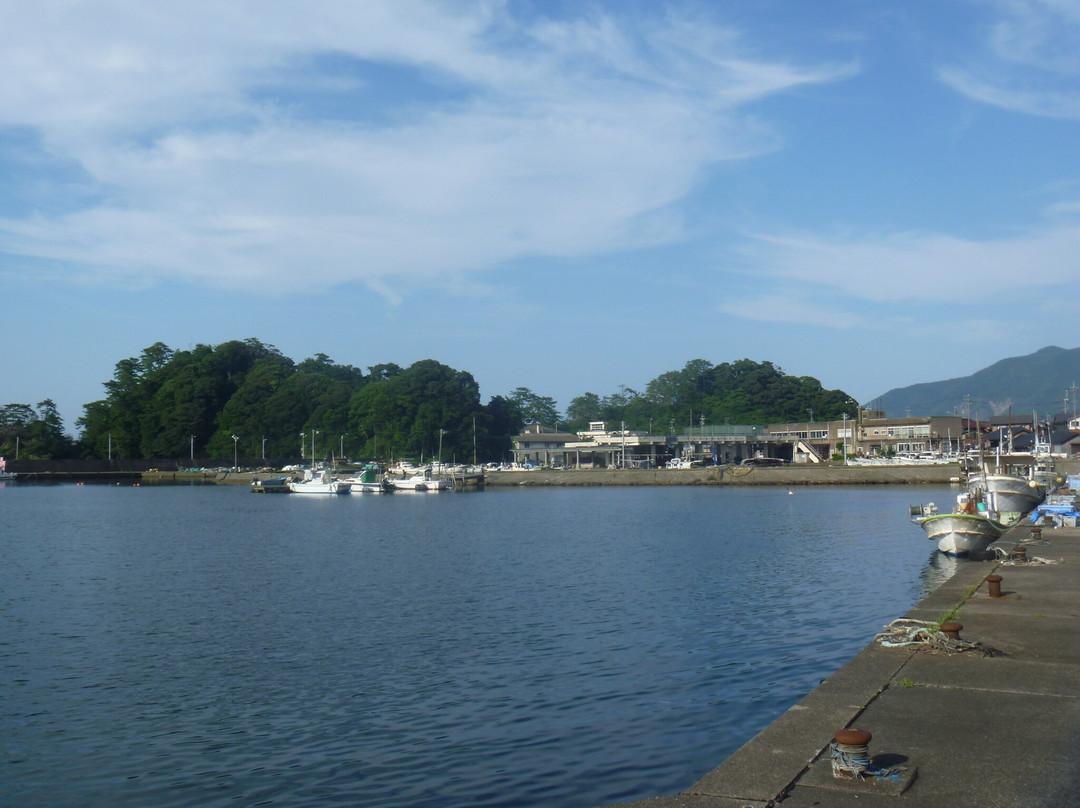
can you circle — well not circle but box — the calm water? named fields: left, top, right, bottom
left=1, top=482, right=959, bottom=808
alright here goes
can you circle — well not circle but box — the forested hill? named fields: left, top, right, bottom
left=1, top=340, right=857, bottom=461
left=871, top=346, right=1080, bottom=419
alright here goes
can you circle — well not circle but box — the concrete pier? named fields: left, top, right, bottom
left=602, top=521, right=1080, bottom=807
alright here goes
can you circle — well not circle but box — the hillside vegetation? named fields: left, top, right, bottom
left=873, top=346, right=1080, bottom=418
left=1, top=340, right=857, bottom=461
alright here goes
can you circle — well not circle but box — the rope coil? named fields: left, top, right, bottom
left=830, top=737, right=902, bottom=782
left=874, top=619, right=995, bottom=655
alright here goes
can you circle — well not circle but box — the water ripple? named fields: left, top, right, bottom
left=1, top=483, right=958, bottom=807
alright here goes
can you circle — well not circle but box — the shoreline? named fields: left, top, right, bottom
left=596, top=519, right=1080, bottom=806
left=484, top=463, right=967, bottom=486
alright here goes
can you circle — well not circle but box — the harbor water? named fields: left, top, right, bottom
left=2, top=482, right=958, bottom=807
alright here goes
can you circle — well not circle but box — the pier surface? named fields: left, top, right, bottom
left=601, top=522, right=1080, bottom=807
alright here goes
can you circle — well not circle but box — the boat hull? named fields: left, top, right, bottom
left=970, top=473, right=1044, bottom=516
left=917, top=513, right=1007, bottom=556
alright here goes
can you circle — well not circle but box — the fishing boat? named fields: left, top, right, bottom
left=251, top=475, right=290, bottom=493
left=288, top=468, right=352, bottom=495
left=910, top=494, right=1009, bottom=556
left=340, top=464, right=390, bottom=493
left=388, top=468, right=451, bottom=492
left=969, top=472, right=1044, bottom=517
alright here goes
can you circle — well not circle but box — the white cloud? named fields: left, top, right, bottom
left=736, top=222, right=1080, bottom=305
left=0, top=1, right=852, bottom=297
left=716, top=292, right=869, bottom=328
left=939, top=0, right=1080, bottom=118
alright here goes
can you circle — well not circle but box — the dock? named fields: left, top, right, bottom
left=602, top=521, right=1080, bottom=807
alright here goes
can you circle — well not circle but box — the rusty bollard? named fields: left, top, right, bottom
left=1012, top=545, right=1027, bottom=562
left=832, top=728, right=873, bottom=779
left=986, top=574, right=1003, bottom=598
left=939, top=621, right=963, bottom=640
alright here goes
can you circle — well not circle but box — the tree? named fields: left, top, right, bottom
left=508, top=387, right=559, bottom=427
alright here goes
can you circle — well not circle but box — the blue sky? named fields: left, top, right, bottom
left=2, top=0, right=1079, bottom=432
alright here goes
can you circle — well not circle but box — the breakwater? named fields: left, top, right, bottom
left=486, top=463, right=965, bottom=486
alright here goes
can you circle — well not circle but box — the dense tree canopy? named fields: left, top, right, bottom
left=0, top=400, right=73, bottom=460
left=4, top=341, right=859, bottom=462
left=562, top=358, right=858, bottom=433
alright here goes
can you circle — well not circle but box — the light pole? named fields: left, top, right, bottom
left=300, top=431, right=305, bottom=462
left=231, top=434, right=239, bottom=471
left=261, top=435, right=267, bottom=461
left=190, top=435, right=196, bottom=463
left=841, top=413, right=849, bottom=464
left=438, top=429, right=446, bottom=467
left=340, top=433, right=346, bottom=462
left=311, top=429, right=318, bottom=467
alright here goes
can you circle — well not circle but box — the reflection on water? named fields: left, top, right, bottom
left=1, top=483, right=957, bottom=808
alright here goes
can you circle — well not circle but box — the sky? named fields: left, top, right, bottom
left=2, top=0, right=1079, bottom=432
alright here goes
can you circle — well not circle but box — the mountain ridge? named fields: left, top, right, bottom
left=871, top=346, right=1080, bottom=419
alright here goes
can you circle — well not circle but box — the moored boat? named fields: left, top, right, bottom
left=340, top=464, right=390, bottom=493
left=288, top=468, right=352, bottom=494
left=911, top=494, right=1008, bottom=556
left=968, top=472, right=1044, bottom=519
left=389, top=468, right=451, bottom=492
left=251, top=475, right=290, bottom=493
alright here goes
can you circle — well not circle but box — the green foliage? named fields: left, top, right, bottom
left=563, top=359, right=857, bottom=433
left=71, top=341, right=500, bottom=464
left=23, top=341, right=859, bottom=464
left=0, top=400, right=74, bottom=459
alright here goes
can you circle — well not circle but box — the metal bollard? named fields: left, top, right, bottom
left=832, top=728, right=873, bottom=779
left=939, top=621, right=963, bottom=639
left=985, top=574, right=1003, bottom=598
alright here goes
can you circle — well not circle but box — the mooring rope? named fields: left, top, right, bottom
left=830, top=740, right=902, bottom=782
left=874, top=619, right=994, bottom=655
left=991, top=548, right=1058, bottom=565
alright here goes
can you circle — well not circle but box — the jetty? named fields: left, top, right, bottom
left=600, top=520, right=1080, bottom=807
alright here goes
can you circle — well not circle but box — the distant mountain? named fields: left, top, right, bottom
left=870, top=346, right=1080, bottom=419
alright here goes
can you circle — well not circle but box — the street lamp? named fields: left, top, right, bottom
left=190, top=435, right=196, bottom=463
left=311, top=429, right=318, bottom=467
left=300, top=431, right=306, bottom=461
left=231, top=434, right=239, bottom=471
left=340, top=433, right=347, bottom=462
left=841, top=413, right=849, bottom=465
left=261, top=435, right=267, bottom=461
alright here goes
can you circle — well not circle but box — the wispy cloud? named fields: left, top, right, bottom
left=740, top=224, right=1080, bottom=302
left=939, top=0, right=1080, bottom=118
left=0, top=1, right=852, bottom=297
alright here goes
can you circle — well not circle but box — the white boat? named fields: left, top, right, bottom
left=288, top=468, right=352, bottom=494
left=910, top=495, right=1008, bottom=556
left=389, top=468, right=451, bottom=492
left=665, top=457, right=700, bottom=469
left=340, top=464, right=390, bottom=493
left=970, top=472, right=1044, bottom=517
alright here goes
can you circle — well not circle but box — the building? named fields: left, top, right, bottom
left=512, top=412, right=977, bottom=469
left=510, top=423, right=579, bottom=467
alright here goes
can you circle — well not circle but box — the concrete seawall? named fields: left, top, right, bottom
left=485, top=463, right=964, bottom=487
